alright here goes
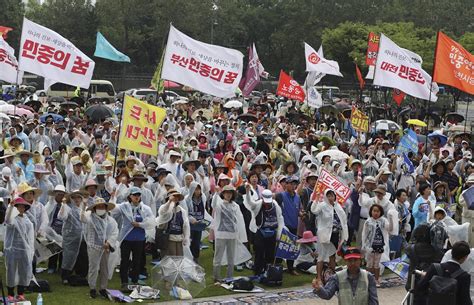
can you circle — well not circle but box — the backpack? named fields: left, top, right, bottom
left=260, top=264, right=283, bottom=286
left=231, top=277, right=254, bottom=291
left=429, top=223, right=448, bottom=253
left=427, top=263, right=466, bottom=305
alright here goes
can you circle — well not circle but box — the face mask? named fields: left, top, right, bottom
left=96, top=209, right=106, bottom=216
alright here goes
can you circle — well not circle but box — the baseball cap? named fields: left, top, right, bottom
left=262, top=189, right=273, bottom=203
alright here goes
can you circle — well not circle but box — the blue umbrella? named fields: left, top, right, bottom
left=428, top=132, right=448, bottom=147
left=40, top=113, right=64, bottom=123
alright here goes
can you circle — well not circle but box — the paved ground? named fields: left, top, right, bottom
left=161, top=283, right=408, bottom=305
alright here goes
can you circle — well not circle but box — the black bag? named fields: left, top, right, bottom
left=67, top=275, right=89, bottom=287
left=155, top=222, right=170, bottom=251
left=427, top=263, right=466, bottom=305
left=28, top=279, right=51, bottom=292
left=260, top=264, right=283, bottom=286
left=232, top=277, right=254, bottom=291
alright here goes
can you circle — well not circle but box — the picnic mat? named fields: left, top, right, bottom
left=220, top=283, right=265, bottom=293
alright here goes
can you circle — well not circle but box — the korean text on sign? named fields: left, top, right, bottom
left=351, top=107, right=369, bottom=132
left=311, top=169, right=351, bottom=205
left=119, top=96, right=166, bottom=156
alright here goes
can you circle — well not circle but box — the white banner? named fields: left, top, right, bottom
left=162, top=25, right=244, bottom=98
left=18, top=18, right=95, bottom=89
left=307, top=86, right=323, bottom=108
left=365, top=65, right=375, bottom=79
left=304, top=45, right=325, bottom=86
left=304, top=42, right=343, bottom=77
left=0, top=37, right=23, bottom=84
left=374, top=34, right=438, bottom=101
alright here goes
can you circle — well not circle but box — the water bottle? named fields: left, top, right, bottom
left=37, top=293, right=43, bottom=305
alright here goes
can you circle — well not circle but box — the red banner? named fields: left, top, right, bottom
left=355, top=63, right=365, bottom=89
left=365, top=32, right=380, bottom=66
left=393, top=89, right=406, bottom=106
left=276, top=70, right=305, bottom=102
left=433, top=31, right=474, bottom=95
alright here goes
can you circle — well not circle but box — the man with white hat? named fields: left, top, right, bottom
left=356, top=176, right=377, bottom=246
left=45, top=185, right=67, bottom=274
left=455, top=151, right=473, bottom=177
left=0, top=167, right=17, bottom=193
left=66, top=156, right=88, bottom=192
left=29, top=164, right=54, bottom=204
left=161, top=150, right=183, bottom=186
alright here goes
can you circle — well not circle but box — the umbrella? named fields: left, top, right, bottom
left=0, top=100, right=6, bottom=105
left=428, top=131, right=448, bottom=147
left=237, top=113, right=258, bottom=123
left=17, top=104, right=36, bottom=113
left=319, top=104, right=338, bottom=114
left=316, top=149, right=349, bottom=161
left=152, top=256, right=206, bottom=298
left=191, top=109, right=212, bottom=120
left=223, top=100, right=243, bottom=108
left=445, top=112, right=464, bottom=124
left=398, top=107, right=411, bottom=117
left=85, top=104, right=114, bottom=123
left=372, top=120, right=401, bottom=131
left=40, top=113, right=64, bottom=123
left=47, top=96, right=66, bottom=104
left=60, top=101, right=80, bottom=109
left=335, top=101, right=350, bottom=110
left=342, top=108, right=352, bottom=119
left=171, top=99, right=189, bottom=106
left=24, top=99, right=42, bottom=112
left=70, top=97, right=86, bottom=106
left=406, top=119, right=427, bottom=127
left=163, top=80, right=181, bottom=88
left=0, top=113, right=11, bottom=123
left=0, top=105, right=34, bottom=118
left=287, top=112, right=312, bottom=125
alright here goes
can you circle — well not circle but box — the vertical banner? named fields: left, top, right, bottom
left=351, top=106, right=369, bottom=132
left=119, top=96, right=167, bottom=155
left=366, top=32, right=380, bottom=66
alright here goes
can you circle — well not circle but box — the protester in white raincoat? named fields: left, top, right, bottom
left=4, top=197, right=35, bottom=302
left=211, top=185, right=247, bottom=283
left=18, top=182, right=48, bottom=236
left=65, top=156, right=89, bottom=192
left=157, top=188, right=190, bottom=257
left=28, top=164, right=54, bottom=204
left=81, top=197, right=118, bottom=299
left=311, top=189, right=348, bottom=284
left=45, top=185, right=66, bottom=274
left=59, top=190, right=89, bottom=284
left=110, top=186, right=154, bottom=290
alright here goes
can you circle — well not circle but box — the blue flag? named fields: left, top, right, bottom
left=402, top=152, right=415, bottom=174
left=94, top=32, right=130, bottom=63
left=275, top=228, right=300, bottom=260
left=396, top=129, right=418, bottom=155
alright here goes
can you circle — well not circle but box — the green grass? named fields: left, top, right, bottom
left=2, top=240, right=314, bottom=304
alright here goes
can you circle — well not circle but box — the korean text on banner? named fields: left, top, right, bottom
left=351, top=106, right=369, bottom=132
left=18, top=18, right=95, bottom=89
left=305, top=42, right=343, bottom=77
left=275, top=228, right=300, bottom=260
left=433, top=31, right=474, bottom=95
left=119, top=96, right=166, bottom=156
left=0, top=36, right=23, bottom=84
left=311, top=169, right=351, bottom=205
left=366, top=32, right=380, bottom=66
left=395, top=129, right=419, bottom=155
left=161, top=25, right=243, bottom=98
left=276, top=70, right=306, bottom=102
left=373, top=33, right=438, bottom=102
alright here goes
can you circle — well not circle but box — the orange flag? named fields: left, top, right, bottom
left=0, top=26, right=13, bottom=39
left=433, top=31, right=474, bottom=95
left=355, top=64, right=365, bottom=90
left=393, top=89, right=406, bottom=106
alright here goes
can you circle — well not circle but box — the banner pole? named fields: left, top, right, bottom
left=464, top=96, right=470, bottom=133
left=425, top=31, right=440, bottom=147
left=112, top=99, right=126, bottom=177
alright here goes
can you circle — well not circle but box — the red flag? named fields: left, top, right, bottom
left=355, top=64, right=365, bottom=90
left=0, top=26, right=13, bottom=39
left=433, top=31, right=474, bottom=95
left=365, top=32, right=380, bottom=66
left=276, top=70, right=305, bottom=102
left=393, top=89, right=406, bottom=106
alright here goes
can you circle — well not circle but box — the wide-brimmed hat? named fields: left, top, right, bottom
left=115, top=169, right=131, bottom=184
left=169, top=150, right=182, bottom=158
left=217, top=173, right=231, bottom=183
left=182, top=159, right=201, bottom=171
left=433, top=180, right=447, bottom=191
left=86, top=197, right=115, bottom=212
left=131, top=172, right=148, bottom=181
left=305, top=172, right=318, bottom=182
left=8, top=136, right=22, bottom=145
left=128, top=186, right=142, bottom=197
left=166, top=188, right=184, bottom=201
left=297, top=231, right=317, bottom=244
left=32, top=164, right=50, bottom=174
left=214, top=163, right=229, bottom=174
left=17, top=182, right=42, bottom=198
left=125, top=155, right=137, bottom=164
left=363, top=176, right=376, bottom=184
left=343, top=247, right=362, bottom=260
left=66, top=189, right=88, bottom=201
left=351, top=159, right=362, bottom=167
left=221, top=185, right=237, bottom=200
left=465, top=174, right=474, bottom=185
left=71, top=156, right=83, bottom=166
left=83, top=178, right=103, bottom=191
left=16, top=150, right=33, bottom=158
left=374, top=185, right=387, bottom=195
left=47, top=184, right=66, bottom=196
left=0, top=149, right=15, bottom=159
left=13, top=197, right=31, bottom=211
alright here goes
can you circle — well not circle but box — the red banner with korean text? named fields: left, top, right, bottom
left=310, top=169, right=351, bottom=206
left=366, top=32, right=380, bottom=66
left=119, top=96, right=166, bottom=156
left=433, top=31, right=474, bottom=95
left=276, top=70, right=306, bottom=102
left=18, top=18, right=95, bottom=89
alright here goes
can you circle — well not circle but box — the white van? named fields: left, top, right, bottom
left=42, top=80, right=116, bottom=102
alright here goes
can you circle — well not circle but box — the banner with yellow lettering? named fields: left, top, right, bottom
left=119, top=96, right=166, bottom=155
left=351, top=106, right=369, bottom=132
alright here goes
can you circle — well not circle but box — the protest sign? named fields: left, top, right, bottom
left=18, top=18, right=95, bottom=89
left=311, top=169, right=351, bottom=205
left=463, top=186, right=474, bottom=210
left=382, top=257, right=410, bottom=280
left=119, top=96, right=166, bottom=155
left=35, top=237, right=62, bottom=263
left=351, top=106, right=369, bottom=132
left=275, top=228, right=300, bottom=260
left=395, top=129, right=419, bottom=155
left=162, top=25, right=244, bottom=98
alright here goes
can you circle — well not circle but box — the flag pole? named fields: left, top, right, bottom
left=464, top=96, right=471, bottom=133
left=425, top=31, right=440, bottom=147
left=112, top=99, right=125, bottom=177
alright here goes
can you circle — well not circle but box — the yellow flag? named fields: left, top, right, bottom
left=351, top=106, right=369, bottom=132
left=151, top=49, right=165, bottom=94
left=119, top=96, right=166, bottom=155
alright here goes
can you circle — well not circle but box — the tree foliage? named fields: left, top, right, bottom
left=1, top=0, right=473, bottom=81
